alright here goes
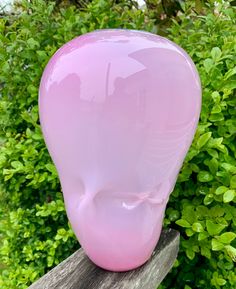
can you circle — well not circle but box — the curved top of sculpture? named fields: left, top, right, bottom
left=39, top=29, right=201, bottom=271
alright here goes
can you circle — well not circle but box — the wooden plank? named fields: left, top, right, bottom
left=28, top=228, right=179, bottom=289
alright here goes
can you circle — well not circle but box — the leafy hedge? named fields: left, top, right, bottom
left=0, top=1, right=235, bottom=289
left=162, top=2, right=236, bottom=288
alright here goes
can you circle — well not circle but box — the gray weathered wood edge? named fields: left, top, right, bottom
left=28, top=228, right=179, bottom=289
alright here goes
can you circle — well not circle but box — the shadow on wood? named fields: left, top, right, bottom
left=28, top=228, right=179, bottom=289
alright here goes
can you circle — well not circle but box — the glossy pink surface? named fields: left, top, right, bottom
left=39, top=29, right=201, bottom=271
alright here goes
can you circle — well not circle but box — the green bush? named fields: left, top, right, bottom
left=0, top=0, right=235, bottom=288
left=160, top=2, right=236, bottom=288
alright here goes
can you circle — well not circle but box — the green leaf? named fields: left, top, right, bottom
left=223, top=190, right=235, bottom=203
left=11, top=161, right=24, bottom=170
left=45, top=163, right=57, bottom=175
left=32, top=133, right=42, bottom=140
left=211, top=47, right=222, bottom=61
left=211, top=91, right=220, bottom=103
left=201, top=246, right=211, bottom=259
left=218, top=232, right=236, bottom=244
left=209, top=206, right=224, bottom=218
left=207, top=137, right=224, bottom=150
left=204, top=194, right=214, bottom=205
left=211, top=104, right=221, bottom=114
left=175, top=219, right=191, bottom=228
left=215, top=186, right=228, bottom=195
left=168, top=209, right=180, bottom=221
left=207, top=149, right=218, bottom=159
left=47, top=255, right=54, bottom=267
left=225, top=245, right=236, bottom=262
left=204, top=158, right=218, bottom=175
left=216, top=278, right=226, bottom=286
left=198, top=231, right=209, bottom=241
left=81, top=27, right=87, bottom=34
left=221, top=163, right=236, bottom=174
left=224, top=66, right=236, bottom=80
left=206, top=220, right=227, bottom=236
left=197, top=132, right=212, bottom=149
left=186, top=248, right=195, bottom=260
left=186, top=228, right=194, bottom=237
left=209, top=112, right=224, bottom=122
left=224, top=80, right=236, bottom=90
left=192, top=222, right=204, bottom=232
left=231, top=175, right=236, bottom=189
left=27, top=38, right=40, bottom=49
left=203, top=58, right=214, bottom=73
left=211, top=239, right=224, bottom=251
left=198, top=171, right=213, bottom=182
left=36, top=50, right=48, bottom=61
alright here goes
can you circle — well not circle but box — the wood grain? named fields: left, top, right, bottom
left=28, top=228, right=179, bottom=289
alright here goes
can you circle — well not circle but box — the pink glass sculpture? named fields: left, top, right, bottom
left=39, top=29, right=201, bottom=272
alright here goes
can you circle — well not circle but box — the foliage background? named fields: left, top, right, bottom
left=0, top=1, right=235, bottom=288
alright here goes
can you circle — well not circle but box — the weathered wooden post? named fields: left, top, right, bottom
left=28, top=229, right=179, bottom=289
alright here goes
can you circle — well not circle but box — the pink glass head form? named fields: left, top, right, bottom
left=39, top=29, right=201, bottom=271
